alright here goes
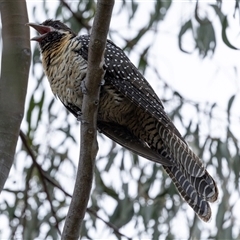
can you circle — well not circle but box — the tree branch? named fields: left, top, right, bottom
left=0, top=0, right=31, bottom=193
left=87, top=208, right=132, bottom=240
left=60, top=0, right=91, bottom=31
left=19, top=130, right=61, bottom=234
left=20, top=129, right=131, bottom=239
left=63, top=1, right=115, bottom=238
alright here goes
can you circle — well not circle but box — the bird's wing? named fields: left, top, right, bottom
left=75, top=35, right=218, bottom=221
left=59, top=96, right=172, bottom=165
left=98, top=121, right=172, bottom=166
left=78, top=35, right=185, bottom=143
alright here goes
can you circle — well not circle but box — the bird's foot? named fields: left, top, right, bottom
left=77, top=111, right=82, bottom=121
left=77, top=112, right=89, bottom=124
left=80, top=80, right=87, bottom=94
left=100, top=79, right=105, bottom=86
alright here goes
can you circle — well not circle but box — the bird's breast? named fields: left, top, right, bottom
left=42, top=40, right=87, bottom=109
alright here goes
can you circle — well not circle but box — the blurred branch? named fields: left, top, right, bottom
left=19, top=130, right=61, bottom=235
left=62, top=1, right=114, bottom=239
left=188, top=214, right=198, bottom=240
left=19, top=164, right=34, bottom=239
left=9, top=165, right=33, bottom=239
left=60, top=0, right=91, bottom=30
left=87, top=208, right=132, bottom=240
left=19, top=129, right=131, bottom=240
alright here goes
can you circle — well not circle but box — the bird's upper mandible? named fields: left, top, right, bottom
left=27, top=20, right=76, bottom=51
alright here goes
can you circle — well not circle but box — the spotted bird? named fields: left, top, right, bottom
left=28, top=19, right=218, bottom=222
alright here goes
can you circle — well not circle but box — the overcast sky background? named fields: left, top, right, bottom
left=1, top=0, right=240, bottom=238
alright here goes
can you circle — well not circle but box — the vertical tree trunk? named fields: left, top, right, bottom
left=62, top=0, right=114, bottom=239
left=0, top=1, right=31, bottom=192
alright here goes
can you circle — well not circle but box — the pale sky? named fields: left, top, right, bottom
left=1, top=1, right=240, bottom=238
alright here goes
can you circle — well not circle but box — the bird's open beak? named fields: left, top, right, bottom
left=26, top=23, right=53, bottom=42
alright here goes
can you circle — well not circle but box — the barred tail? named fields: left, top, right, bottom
left=163, top=165, right=218, bottom=222
left=157, top=124, right=206, bottom=177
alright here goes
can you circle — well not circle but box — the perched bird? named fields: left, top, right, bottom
left=28, top=19, right=218, bottom=222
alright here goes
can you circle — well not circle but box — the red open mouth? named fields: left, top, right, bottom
left=27, top=23, right=53, bottom=42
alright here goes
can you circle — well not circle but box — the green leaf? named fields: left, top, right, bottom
left=209, top=102, right=217, bottom=119
left=26, top=94, right=35, bottom=135
left=105, top=148, right=117, bottom=172
left=138, top=45, right=150, bottom=74
left=55, top=5, right=62, bottom=18
left=178, top=19, right=193, bottom=54
left=195, top=20, right=216, bottom=58
left=128, top=1, right=138, bottom=23
left=109, top=198, right=134, bottom=228
left=222, top=16, right=239, bottom=50
left=227, top=94, right=235, bottom=122
left=36, top=91, right=45, bottom=125
left=210, top=5, right=238, bottom=50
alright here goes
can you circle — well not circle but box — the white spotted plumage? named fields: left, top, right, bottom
left=29, top=19, right=218, bottom=222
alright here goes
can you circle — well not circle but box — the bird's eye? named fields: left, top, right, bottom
left=54, top=23, right=60, bottom=29
left=46, top=33, right=54, bottom=41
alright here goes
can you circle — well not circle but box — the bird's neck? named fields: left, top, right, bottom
left=41, top=34, right=75, bottom=71
left=40, top=35, right=87, bottom=108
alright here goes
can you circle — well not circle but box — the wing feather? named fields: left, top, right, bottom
left=78, top=35, right=185, bottom=143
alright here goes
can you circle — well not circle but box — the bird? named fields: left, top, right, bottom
left=27, top=19, right=218, bottom=222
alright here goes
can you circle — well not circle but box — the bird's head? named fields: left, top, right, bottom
left=27, top=19, right=76, bottom=52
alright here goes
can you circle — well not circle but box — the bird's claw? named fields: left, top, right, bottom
left=77, top=111, right=82, bottom=121
left=100, top=79, right=105, bottom=86
left=80, top=80, right=87, bottom=94
left=77, top=111, right=89, bottom=124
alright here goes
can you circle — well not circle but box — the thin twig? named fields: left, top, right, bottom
left=87, top=208, right=132, bottom=240
left=19, top=130, right=61, bottom=235
left=60, top=0, right=91, bottom=31
left=10, top=165, right=33, bottom=239
left=19, top=130, right=131, bottom=239
left=62, top=1, right=115, bottom=239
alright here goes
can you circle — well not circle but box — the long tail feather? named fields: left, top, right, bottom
left=163, top=165, right=218, bottom=222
